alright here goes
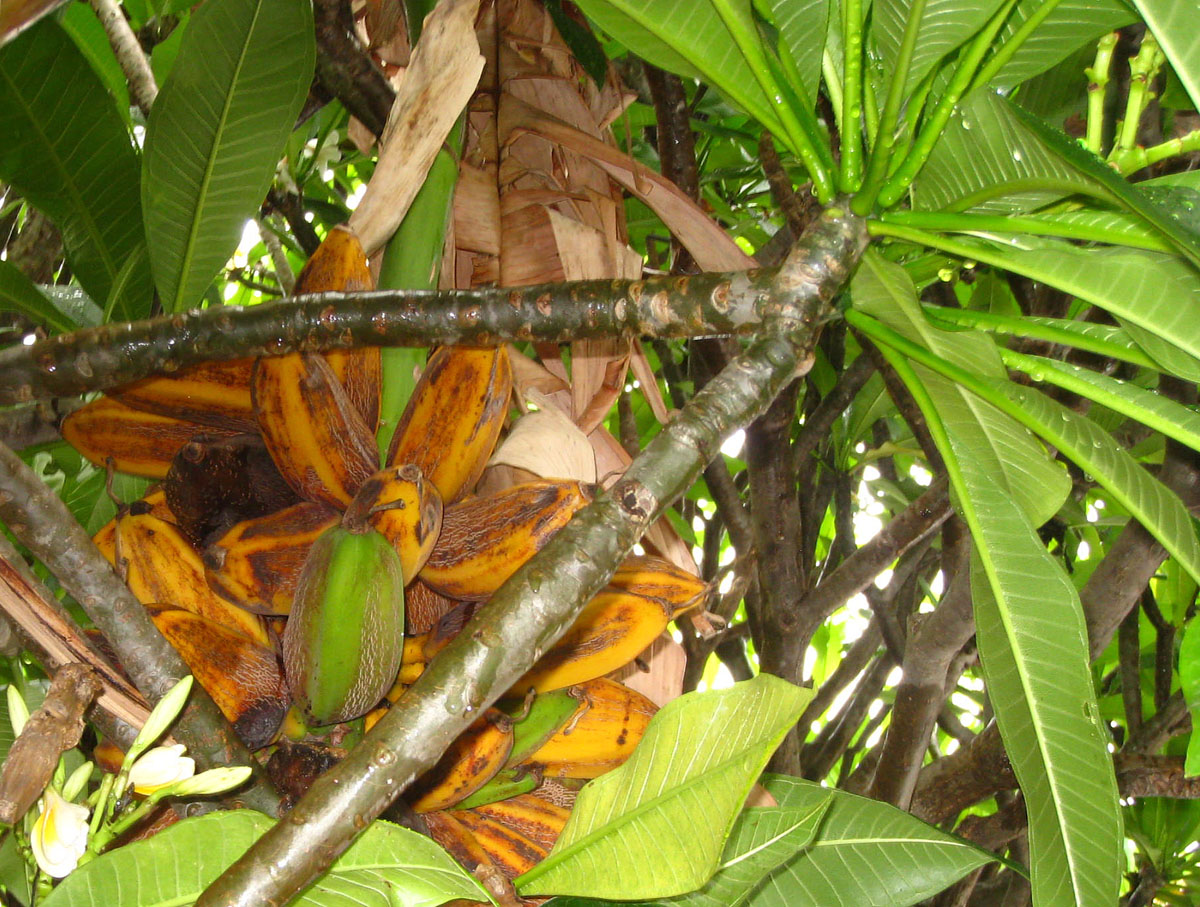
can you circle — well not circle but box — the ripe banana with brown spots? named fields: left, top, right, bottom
left=419, top=480, right=593, bottom=600
left=514, top=678, right=656, bottom=780
left=386, top=346, right=512, bottom=504
left=62, top=397, right=229, bottom=479
left=512, top=580, right=703, bottom=694
left=341, top=464, right=443, bottom=583
left=92, top=488, right=173, bottom=562
left=203, top=501, right=340, bottom=616
left=114, top=510, right=270, bottom=648
left=445, top=802, right=559, bottom=879
left=409, top=709, right=514, bottom=813
left=252, top=352, right=378, bottom=508
left=291, top=225, right=381, bottom=431
left=108, top=358, right=259, bottom=432
left=144, top=603, right=288, bottom=750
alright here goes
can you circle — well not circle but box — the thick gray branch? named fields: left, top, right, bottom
left=5, top=265, right=815, bottom=404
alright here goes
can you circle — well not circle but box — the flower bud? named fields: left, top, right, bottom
left=157, top=766, right=253, bottom=799
left=128, top=744, right=195, bottom=795
left=31, top=789, right=90, bottom=879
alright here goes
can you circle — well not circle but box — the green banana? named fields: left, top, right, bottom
left=281, top=523, right=406, bottom=726
left=454, top=767, right=541, bottom=810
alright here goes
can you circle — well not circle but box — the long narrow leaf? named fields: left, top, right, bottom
left=517, top=674, right=812, bottom=899
left=849, top=307, right=1200, bottom=585
left=987, top=0, right=1135, bottom=89
left=861, top=336, right=1122, bottom=907
left=873, top=0, right=1005, bottom=96
left=1001, top=349, right=1200, bottom=454
left=142, top=0, right=315, bottom=312
left=911, top=89, right=1111, bottom=214
left=1131, top=0, right=1200, bottom=126
left=0, top=20, right=151, bottom=320
left=851, top=249, right=1070, bottom=525
left=1005, top=99, right=1200, bottom=267
left=572, top=0, right=785, bottom=137
left=0, top=260, right=77, bottom=333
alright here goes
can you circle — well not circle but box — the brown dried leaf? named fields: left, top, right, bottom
left=0, top=664, right=101, bottom=825
left=348, top=0, right=485, bottom=254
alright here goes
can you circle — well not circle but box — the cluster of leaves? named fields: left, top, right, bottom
left=3, top=0, right=1200, bottom=904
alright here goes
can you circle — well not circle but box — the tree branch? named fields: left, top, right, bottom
left=88, top=0, right=157, bottom=115
left=194, top=208, right=868, bottom=907
left=0, top=443, right=280, bottom=814
left=4, top=264, right=828, bottom=404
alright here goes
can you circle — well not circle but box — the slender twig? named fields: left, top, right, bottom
left=194, top=209, right=869, bottom=907
left=88, top=0, right=157, bottom=115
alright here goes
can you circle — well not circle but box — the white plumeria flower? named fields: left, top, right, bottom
left=31, top=788, right=90, bottom=879
left=127, top=744, right=195, bottom=795
left=161, top=766, right=253, bottom=799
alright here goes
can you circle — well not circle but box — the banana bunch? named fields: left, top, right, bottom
left=64, top=224, right=710, bottom=884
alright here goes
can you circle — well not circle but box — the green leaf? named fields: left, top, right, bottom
left=1004, top=100, right=1200, bottom=268
left=970, top=545, right=1121, bottom=906
left=851, top=249, right=1070, bottom=526
left=142, top=0, right=315, bottom=312
left=1133, top=0, right=1200, bottom=114
left=1001, top=350, right=1200, bottom=454
left=572, top=0, right=785, bottom=136
left=57, top=1, right=133, bottom=122
left=766, top=0, right=827, bottom=108
left=751, top=776, right=997, bottom=906
left=912, top=89, right=1108, bottom=213
left=42, top=811, right=491, bottom=907
left=991, top=378, right=1200, bottom=586
left=988, top=0, right=1135, bottom=89
left=873, top=0, right=1005, bottom=97
left=517, top=674, right=812, bottom=899
left=0, top=20, right=152, bottom=320
left=865, top=341, right=1122, bottom=907
left=541, top=797, right=832, bottom=907
left=1182, top=618, right=1200, bottom=777
left=0, top=261, right=79, bottom=333
left=904, top=232, right=1200, bottom=369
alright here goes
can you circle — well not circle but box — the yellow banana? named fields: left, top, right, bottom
left=516, top=678, right=656, bottom=780
left=471, top=790, right=571, bottom=852
left=342, top=465, right=443, bottom=583
left=410, top=709, right=514, bottom=813
left=109, top=359, right=258, bottom=432
left=445, top=806, right=550, bottom=879
left=291, top=225, right=381, bottom=432
left=115, top=510, right=270, bottom=647
left=424, top=809, right=503, bottom=877
left=610, top=554, right=708, bottom=610
left=62, top=397, right=226, bottom=479
left=93, top=488, right=173, bottom=563
left=419, top=480, right=592, bottom=600
left=513, top=583, right=700, bottom=694
left=203, top=501, right=341, bottom=616
left=386, top=346, right=512, bottom=504
left=252, top=352, right=379, bottom=508
left=144, top=604, right=288, bottom=751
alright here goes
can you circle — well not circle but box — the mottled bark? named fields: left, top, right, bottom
left=5, top=264, right=825, bottom=404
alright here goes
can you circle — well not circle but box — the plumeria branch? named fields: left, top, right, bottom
left=6, top=262, right=822, bottom=404
left=194, top=206, right=868, bottom=907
